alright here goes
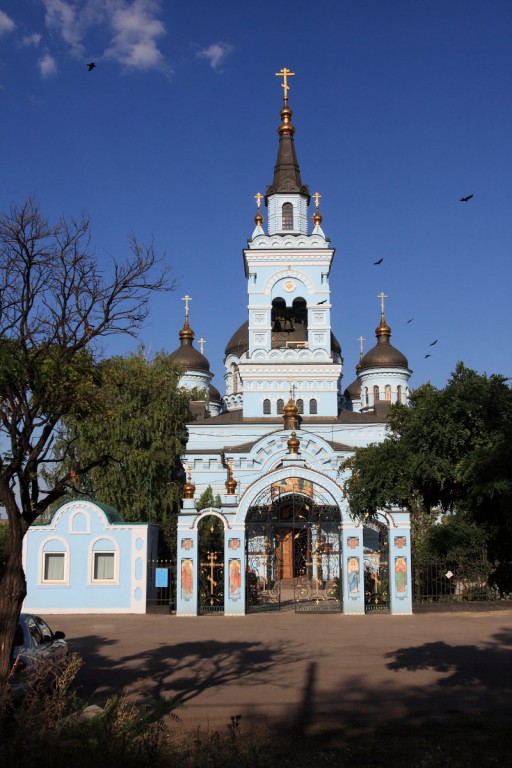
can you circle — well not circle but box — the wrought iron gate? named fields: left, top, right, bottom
left=246, top=481, right=342, bottom=613
left=363, top=520, right=389, bottom=612
left=146, top=559, right=176, bottom=613
left=198, top=515, right=224, bottom=614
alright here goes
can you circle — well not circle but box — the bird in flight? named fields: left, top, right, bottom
left=459, top=194, right=474, bottom=202
left=429, top=340, right=438, bottom=346
left=87, top=62, right=96, bottom=71
left=425, top=354, right=431, bottom=358
left=406, top=318, right=413, bottom=324
left=373, top=258, right=383, bottom=265
left=317, top=300, right=327, bottom=305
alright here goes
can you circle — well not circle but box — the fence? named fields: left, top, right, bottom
left=413, top=560, right=497, bottom=603
left=146, top=559, right=176, bottom=613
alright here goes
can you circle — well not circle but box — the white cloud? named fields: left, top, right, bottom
left=38, top=53, right=58, bottom=78
left=41, top=0, right=170, bottom=73
left=0, top=10, right=16, bottom=35
left=196, top=42, right=234, bottom=72
left=21, top=33, right=43, bottom=48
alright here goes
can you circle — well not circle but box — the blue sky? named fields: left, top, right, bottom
left=1, top=0, right=511, bottom=394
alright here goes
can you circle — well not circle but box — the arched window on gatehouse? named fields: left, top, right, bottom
left=296, top=398, right=304, bottom=414
left=373, top=385, right=380, bottom=402
left=277, top=399, right=284, bottom=415
left=282, top=202, right=293, bottom=230
left=385, top=384, right=391, bottom=401
left=263, top=398, right=271, bottom=415
left=309, top=398, right=317, bottom=414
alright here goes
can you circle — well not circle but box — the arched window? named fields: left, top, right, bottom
left=232, top=365, right=238, bottom=395
left=373, top=385, right=380, bottom=402
left=263, top=398, right=271, bottom=415
left=282, top=202, right=293, bottom=230
left=309, top=398, right=318, bottom=415
left=277, top=398, right=284, bottom=415
left=365, top=387, right=369, bottom=406
left=296, top=398, right=304, bottom=414
left=397, top=385, right=402, bottom=403
left=385, top=384, right=391, bottom=401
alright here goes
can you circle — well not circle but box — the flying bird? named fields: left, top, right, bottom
left=317, top=300, right=327, bottom=305
left=373, top=258, right=383, bottom=265
left=87, top=62, right=96, bottom=71
left=425, top=354, right=431, bottom=358
left=406, top=318, right=413, bottom=324
left=459, top=194, right=473, bottom=202
left=429, top=340, right=438, bottom=346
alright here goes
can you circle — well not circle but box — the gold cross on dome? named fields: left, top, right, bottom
left=198, top=337, right=206, bottom=354
left=357, top=336, right=366, bottom=355
left=254, top=192, right=263, bottom=209
left=377, top=292, right=388, bottom=314
left=313, top=192, right=322, bottom=209
left=276, top=67, right=295, bottom=102
left=182, top=294, right=192, bottom=319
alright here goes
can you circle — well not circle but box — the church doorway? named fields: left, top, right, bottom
left=198, top=514, right=225, bottom=614
left=246, top=481, right=342, bottom=613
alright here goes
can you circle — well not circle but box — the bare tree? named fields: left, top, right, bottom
left=0, top=199, right=174, bottom=698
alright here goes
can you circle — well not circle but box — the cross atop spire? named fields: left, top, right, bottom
left=313, top=191, right=321, bottom=209
left=182, top=294, right=192, bottom=320
left=377, top=292, right=388, bottom=315
left=357, top=335, right=366, bottom=356
left=198, top=337, right=206, bottom=354
left=275, top=67, right=295, bottom=104
left=254, top=192, right=263, bottom=209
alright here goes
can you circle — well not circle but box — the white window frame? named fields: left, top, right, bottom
left=89, top=537, right=119, bottom=585
left=42, top=552, right=66, bottom=583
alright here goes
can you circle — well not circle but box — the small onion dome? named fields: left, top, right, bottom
left=208, top=382, right=222, bottom=403
left=287, top=430, right=300, bottom=454
left=254, top=210, right=263, bottom=227
left=359, top=315, right=409, bottom=371
left=169, top=319, right=210, bottom=372
left=312, top=210, right=322, bottom=227
left=225, top=319, right=342, bottom=359
left=283, top=396, right=300, bottom=431
left=344, top=376, right=362, bottom=401
left=183, top=478, right=195, bottom=500
left=225, top=464, right=237, bottom=495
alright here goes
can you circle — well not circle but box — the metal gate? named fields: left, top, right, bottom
left=363, top=521, right=390, bottom=612
left=246, top=480, right=342, bottom=613
left=198, top=514, right=225, bottom=614
left=146, top=559, right=176, bottom=613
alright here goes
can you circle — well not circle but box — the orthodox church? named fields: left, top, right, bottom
left=169, top=70, right=412, bottom=616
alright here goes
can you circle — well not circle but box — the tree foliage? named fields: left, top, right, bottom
left=0, top=199, right=174, bottom=694
left=49, top=349, right=190, bottom=550
left=341, top=363, right=512, bottom=560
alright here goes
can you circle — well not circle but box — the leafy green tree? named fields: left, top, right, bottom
left=341, top=363, right=512, bottom=561
left=50, top=349, right=190, bottom=553
left=0, top=199, right=173, bottom=697
left=195, top=485, right=223, bottom=511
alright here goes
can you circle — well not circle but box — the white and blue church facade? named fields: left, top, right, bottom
left=171, top=72, right=413, bottom=616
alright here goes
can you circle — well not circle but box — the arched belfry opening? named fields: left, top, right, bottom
left=271, top=297, right=308, bottom=348
left=246, top=480, right=342, bottom=612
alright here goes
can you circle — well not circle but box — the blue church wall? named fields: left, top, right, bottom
left=22, top=499, right=159, bottom=614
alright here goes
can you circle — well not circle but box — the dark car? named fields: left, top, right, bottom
left=9, top=613, right=68, bottom=702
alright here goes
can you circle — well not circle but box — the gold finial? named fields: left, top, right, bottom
left=225, top=460, right=237, bottom=495
left=357, top=335, right=366, bottom=356
left=183, top=465, right=195, bottom=500
left=254, top=192, right=263, bottom=209
left=276, top=67, right=295, bottom=103
left=182, top=294, right=192, bottom=320
left=377, top=292, right=388, bottom=315
left=313, top=192, right=321, bottom=209
left=287, top=430, right=300, bottom=455
left=288, top=374, right=294, bottom=400
left=198, top=337, right=205, bottom=354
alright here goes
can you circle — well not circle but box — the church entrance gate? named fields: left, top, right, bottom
left=245, top=483, right=342, bottom=613
left=198, top=514, right=225, bottom=614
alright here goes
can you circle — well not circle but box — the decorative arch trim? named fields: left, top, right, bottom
left=192, top=508, right=230, bottom=530
left=263, top=269, right=315, bottom=296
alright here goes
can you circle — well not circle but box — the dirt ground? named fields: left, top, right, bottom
left=53, top=605, right=512, bottom=739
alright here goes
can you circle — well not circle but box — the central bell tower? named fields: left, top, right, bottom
left=236, top=68, right=343, bottom=419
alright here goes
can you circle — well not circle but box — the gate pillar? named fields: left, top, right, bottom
left=342, top=523, right=365, bottom=614
left=388, top=511, right=413, bottom=615
left=176, top=504, right=199, bottom=616
left=224, top=527, right=246, bottom=615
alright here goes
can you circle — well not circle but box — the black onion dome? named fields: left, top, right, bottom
left=344, top=377, right=362, bottom=400
left=225, top=320, right=342, bottom=358
left=359, top=315, right=408, bottom=371
left=208, top=382, right=221, bottom=402
left=169, top=319, right=211, bottom=372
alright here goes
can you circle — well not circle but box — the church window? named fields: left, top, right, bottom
left=263, top=399, right=271, bottom=415
left=277, top=399, right=284, bottom=415
left=397, top=385, right=402, bottom=403
left=385, top=384, right=391, bottom=401
left=296, top=398, right=304, bottom=414
left=309, top=398, right=317, bottom=414
left=232, top=365, right=238, bottom=395
left=373, top=385, right=380, bottom=402
left=365, top=387, right=369, bottom=406
left=282, top=202, right=293, bottom=230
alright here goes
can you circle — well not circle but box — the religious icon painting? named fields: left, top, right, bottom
left=181, top=538, right=193, bottom=550
left=181, top=558, right=193, bottom=601
left=347, top=556, right=360, bottom=595
left=347, top=536, right=359, bottom=549
left=228, top=538, right=241, bottom=550
left=229, top=558, right=241, bottom=599
left=394, top=536, right=406, bottom=549
left=395, top=556, right=407, bottom=594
